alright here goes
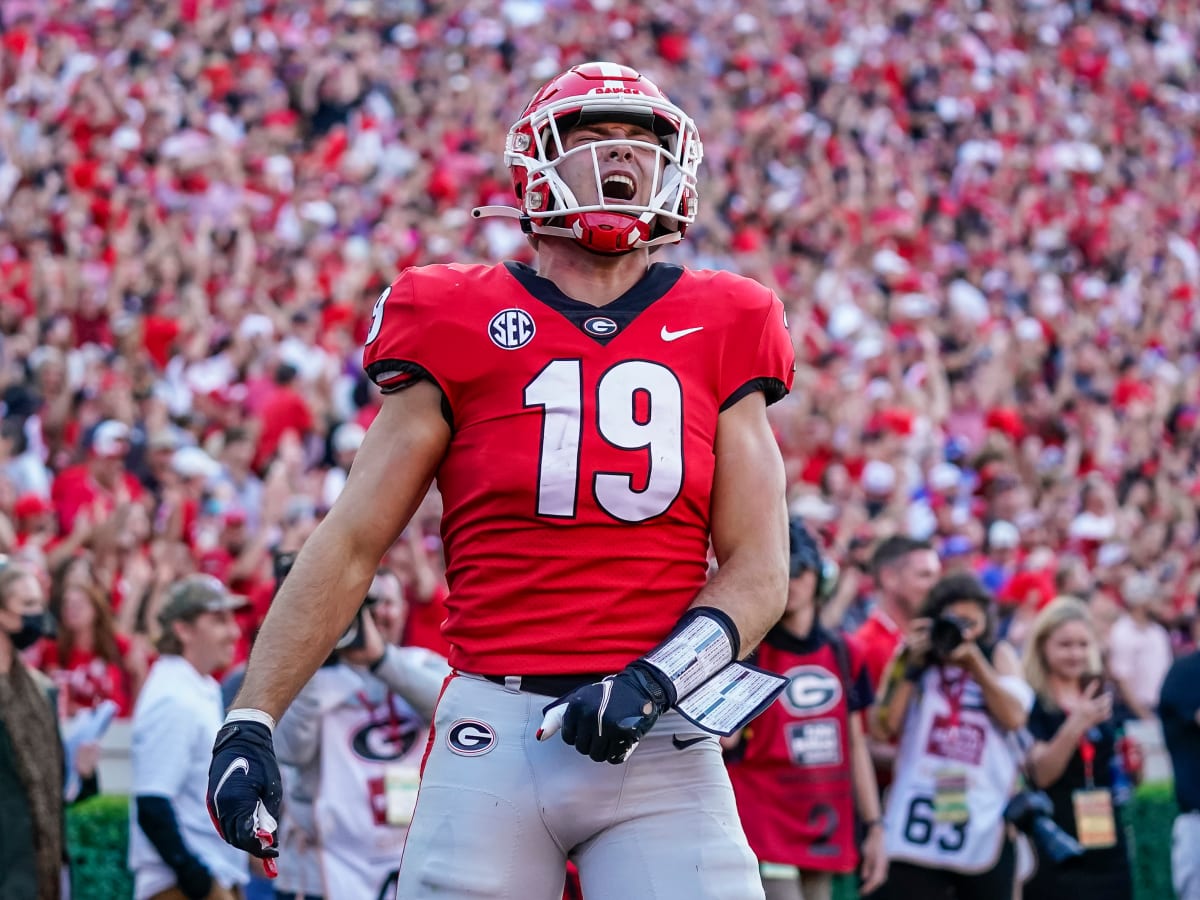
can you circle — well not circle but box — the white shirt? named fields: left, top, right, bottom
left=884, top=666, right=1034, bottom=873
left=1108, top=613, right=1173, bottom=712
left=128, top=656, right=249, bottom=899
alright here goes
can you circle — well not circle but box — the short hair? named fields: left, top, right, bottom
left=871, top=536, right=933, bottom=577
left=0, top=563, right=36, bottom=612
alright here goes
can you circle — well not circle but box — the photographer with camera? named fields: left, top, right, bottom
left=271, top=568, right=449, bottom=900
left=871, top=573, right=1033, bottom=900
left=1021, top=597, right=1135, bottom=900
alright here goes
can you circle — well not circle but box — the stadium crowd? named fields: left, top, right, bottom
left=1, top=0, right=1199, bottom=895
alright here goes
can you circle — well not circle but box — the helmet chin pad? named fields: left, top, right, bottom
left=567, top=212, right=651, bottom=255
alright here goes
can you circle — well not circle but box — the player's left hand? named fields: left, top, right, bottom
left=537, top=662, right=672, bottom=764
left=207, top=719, right=282, bottom=862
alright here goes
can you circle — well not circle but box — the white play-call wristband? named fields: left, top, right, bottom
left=225, top=708, right=277, bottom=734
left=642, top=610, right=736, bottom=701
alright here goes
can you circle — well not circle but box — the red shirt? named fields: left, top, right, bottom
left=363, top=262, right=795, bottom=674
left=401, top=583, right=452, bottom=657
left=854, top=607, right=904, bottom=697
left=50, top=465, right=144, bottom=534
left=30, top=635, right=133, bottom=718
left=254, top=386, right=314, bottom=470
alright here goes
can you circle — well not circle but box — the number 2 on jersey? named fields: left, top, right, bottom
left=523, top=359, right=683, bottom=523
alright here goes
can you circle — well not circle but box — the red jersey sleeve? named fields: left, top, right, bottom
left=361, top=268, right=450, bottom=395
left=718, top=278, right=795, bottom=409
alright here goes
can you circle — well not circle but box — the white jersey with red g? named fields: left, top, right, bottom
left=362, top=261, right=794, bottom=675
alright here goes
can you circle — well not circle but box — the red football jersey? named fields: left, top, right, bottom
left=727, top=626, right=873, bottom=873
left=362, top=261, right=794, bottom=674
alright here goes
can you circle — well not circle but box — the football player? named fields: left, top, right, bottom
left=207, top=62, right=795, bottom=899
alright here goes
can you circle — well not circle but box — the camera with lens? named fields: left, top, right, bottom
left=1003, top=790, right=1085, bottom=866
left=929, top=613, right=972, bottom=661
left=334, top=593, right=379, bottom=652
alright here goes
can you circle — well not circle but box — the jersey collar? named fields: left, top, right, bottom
left=502, top=261, right=684, bottom=345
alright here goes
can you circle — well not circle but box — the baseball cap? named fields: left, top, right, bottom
left=172, top=446, right=221, bottom=481
left=861, top=460, right=896, bottom=496
left=929, top=462, right=962, bottom=493
left=157, top=574, right=246, bottom=630
left=332, top=422, right=366, bottom=455
left=13, top=493, right=53, bottom=520
left=988, top=520, right=1020, bottom=550
left=1120, top=573, right=1156, bottom=608
left=91, top=420, right=130, bottom=458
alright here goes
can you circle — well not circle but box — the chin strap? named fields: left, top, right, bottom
left=471, top=205, right=684, bottom=250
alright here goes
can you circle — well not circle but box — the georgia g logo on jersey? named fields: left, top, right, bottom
left=351, top=718, right=421, bottom=762
left=489, top=308, right=536, bottom=349
left=781, top=666, right=842, bottom=716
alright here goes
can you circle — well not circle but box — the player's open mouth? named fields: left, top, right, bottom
left=602, top=174, right=637, bottom=201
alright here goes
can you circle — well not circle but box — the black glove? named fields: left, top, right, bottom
left=176, top=856, right=214, bottom=900
left=206, top=719, right=282, bottom=859
left=540, top=661, right=674, bottom=764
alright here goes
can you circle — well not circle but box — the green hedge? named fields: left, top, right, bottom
left=66, top=794, right=133, bottom=900
left=66, top=787, right=1179, bottom=899
left=1125, top=780, right=1178, bottom=900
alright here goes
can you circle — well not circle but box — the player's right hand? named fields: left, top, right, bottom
left=207, top=719, right=282, bottom=860
left=538, top=662, right=672, bottom=764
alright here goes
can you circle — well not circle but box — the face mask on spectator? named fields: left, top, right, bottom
left=6, top=613, right=48, bottom=650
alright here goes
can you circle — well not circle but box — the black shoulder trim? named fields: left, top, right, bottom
left=366, top=360, right=454, bottom=430
left=720, top=377, right=789, bottom=412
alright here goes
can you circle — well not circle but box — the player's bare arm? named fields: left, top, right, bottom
left=233, top=380, right=450, bottom=721
left=692, top=390, right=789, bottom=657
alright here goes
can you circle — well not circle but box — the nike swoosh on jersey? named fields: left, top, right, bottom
left=213, top=757, right=250, bottom=817
left=671, top=734, right=708, bottom=750
left=660, top=325, right=704, bottom=342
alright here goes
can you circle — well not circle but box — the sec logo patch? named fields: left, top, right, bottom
left=447, top=719, right=497, bottom=756
left=489, top=308, right=535, bottom=349
left=781, top=666, right=842, bottom=716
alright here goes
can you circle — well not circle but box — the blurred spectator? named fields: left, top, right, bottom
left=1023, top=598, right=1134, bottom=900
left=872, top=574, right=1032, bottom=900
left=853, top=537, right=940, bottom=783
left=726, top=519, right=887, bottom=900
left=321, top=421, right=364, bottom=509
left=1107, top=573, right=1173, bottom=722
left=210, top=429, right=264, bottom=536
left=855, top=538, right=942, bottom=692
left=29, top=553, right=147, bottom=718
left=129, top=575, right=249, bottom=900
left=1160, top=613, right=1200, bottom=900
left=0, top=561, right=98, bottom=900
left=49, top=420, right=142, bottom=535
left=253, top=364, right=314, bottom=474
left=273, top=570, right=448, bottom=900
left=390, top=528, right=451, bottom=658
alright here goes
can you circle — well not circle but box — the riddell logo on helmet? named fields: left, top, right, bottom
left=588, top=87, right=643, bottom=95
